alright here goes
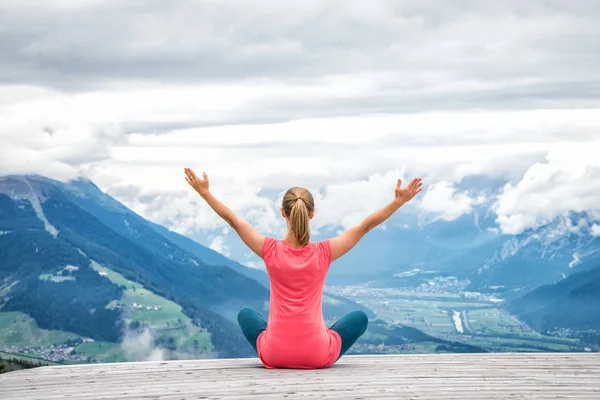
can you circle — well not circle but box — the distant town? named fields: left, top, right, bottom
left=0, top=337, right=96, bottom=364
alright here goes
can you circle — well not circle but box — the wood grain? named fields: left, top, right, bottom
left=1, top=353, right=599, bottom=399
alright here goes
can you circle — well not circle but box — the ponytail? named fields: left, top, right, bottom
left=282, top=187, right=315, bottom=247
left=289, top=198, right=310, bottom=246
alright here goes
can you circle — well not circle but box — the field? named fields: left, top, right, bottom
left=90, top=261, right=213, bottom=357
left=326, top=285, right=585, bottom=353
left=1, top=263, right=215, bottom=365
left=322, top=294, right=343, bottom=305
left=38, top=274, right=74, bottom=282
left=74, top=342, right=127, bottom=363
left=0, top=350, right=63, bottom=366
left=2, top=264, right=589, bottom=364
left=0, top=311, right=79, bottom=347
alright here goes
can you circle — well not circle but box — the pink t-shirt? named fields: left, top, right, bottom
left=256, top=237, right=342, bottom=369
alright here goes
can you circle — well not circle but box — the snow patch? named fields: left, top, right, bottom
left=393, top=268, right=439, bottom=278
left=20, top=179, right=60, bottom=237
left=569, top=253, right=581, bottom=268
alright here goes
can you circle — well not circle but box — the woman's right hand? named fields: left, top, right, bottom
left=184, top=168, right=210, bottom=197
left=394, top=178, right=423, bottom=204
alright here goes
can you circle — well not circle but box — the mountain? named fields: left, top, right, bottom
left=455, top=213, right=600, bottom=295
left=183, top=173, right=600, bottom=295
left=148, top=221, right=270, bottom=287
left=505, top=262, right=600, bottom=347
left=0, top=175, right=373, bottom=363
left=0, top=175, right=270, bottom=359
left=325, top=205, right=600, bottom=294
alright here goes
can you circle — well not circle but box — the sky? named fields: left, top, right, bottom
left=1, top=0, right=600, bottom=261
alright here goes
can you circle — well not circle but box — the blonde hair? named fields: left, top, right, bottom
left=282, top=187, right=314, bottom=247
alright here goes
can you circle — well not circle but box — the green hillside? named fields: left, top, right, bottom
left=506, top=265, right=600, bottom=346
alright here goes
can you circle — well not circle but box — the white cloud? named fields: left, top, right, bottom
left=591, top=224, right=600, bottom=237
left=4, top=106, right=600, bottom=242
left=310, top=168, right=407, bottom=231
left=2, top=1, right=600, bottom=257
left=418, top=181, right=485, bottom=222
left=209, top=236, right=230, bottom=257
left=494, top=143, right=600, bottom=235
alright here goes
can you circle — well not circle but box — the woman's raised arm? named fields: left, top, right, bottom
left=184, top=168, right=265, bottom=258
left=328, top=177, right=422, bottom=263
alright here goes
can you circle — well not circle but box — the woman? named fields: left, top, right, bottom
left=184, top=168, right=422, bottom=369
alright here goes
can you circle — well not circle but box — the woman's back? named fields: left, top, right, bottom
left=256, top=237, right=342, bottom=369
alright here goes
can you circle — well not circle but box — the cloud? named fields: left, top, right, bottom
left=2, top=1, right=600, bottom=113
left=2, top=0, right=600, bottom=260
left=418, top=181, right=485, bottom=222
left=120, top=326, right=166, bottom=362
left=209, top=235, right=230, bottom=257
left=591, top=224, right=600, bottom=236
left=75, top=108, right=595, bottom=239
left=0, top=86, right=127, bottom=180
left=4, top=107, right=597, bottom=242
left=0, top=122, right=126, bottom=181
left=310, top=168, right=408, bottom=231
left=493, top=143, right=600, bottom=235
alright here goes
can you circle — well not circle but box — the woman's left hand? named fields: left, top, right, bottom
left=184, top=168, right=210, bottom=196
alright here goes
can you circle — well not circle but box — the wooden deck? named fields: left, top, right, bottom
left=1, top=353, right=599, bottom=399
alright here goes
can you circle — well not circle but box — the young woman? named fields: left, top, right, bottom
left=184, top=168, right=422, bottom=369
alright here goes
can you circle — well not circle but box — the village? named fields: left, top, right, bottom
left=0, top=337, right=95, bottom=364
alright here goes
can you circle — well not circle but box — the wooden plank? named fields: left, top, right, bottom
left=1, top=353, right=599, bottom=400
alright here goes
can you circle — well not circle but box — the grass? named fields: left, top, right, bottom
left=352, top=340, right=449, bottom=355
left=370, top=298, right=463, bottom=337
left=466, top=337, right=581, bottom=352
left=467, top=309, right=519, bottom=333
left=342, top=288, right=587, bottom=353
left=39, top=274, right=74, bottom=282
left=466, top=308, right=544, bottom=337
left=91, top=261, right=142, bottom=289
left=322, top=294, right=343, bottom=305
left=0, top=351, right=63, bottom=366
left=381, top=290, right=466, bottom=300
left=0, top=311, right=79, bottom=347
left=74, top=342, right=127, bottom=363
left=90, top=261, right=213, bottom=357
left=360, top=331, right=388, bottom=342
left=1, top=262, right=214, bottom=363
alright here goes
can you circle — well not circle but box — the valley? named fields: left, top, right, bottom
left=0, top=279, right=595, bottom=366
left=326, top=284, right=591, bottom=354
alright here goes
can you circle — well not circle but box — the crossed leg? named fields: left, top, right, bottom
left=237, top=307, right=267, bottom=353
left=329, top=310, right=369, bottom=360
left=237, top=307, right=368, bottom=360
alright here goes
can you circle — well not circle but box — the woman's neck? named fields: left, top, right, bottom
left=283, top=233, right=311, bottom=249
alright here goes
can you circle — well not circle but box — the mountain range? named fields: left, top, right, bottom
left=325, top=202, right=600, bottom=297
left=190, top=174, right=600, bottom=297
left=506, top=261, right=600, bottom=346
left=1, top=173, right=599, bottom=363
left=0, top=175, right=371, bottom=361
